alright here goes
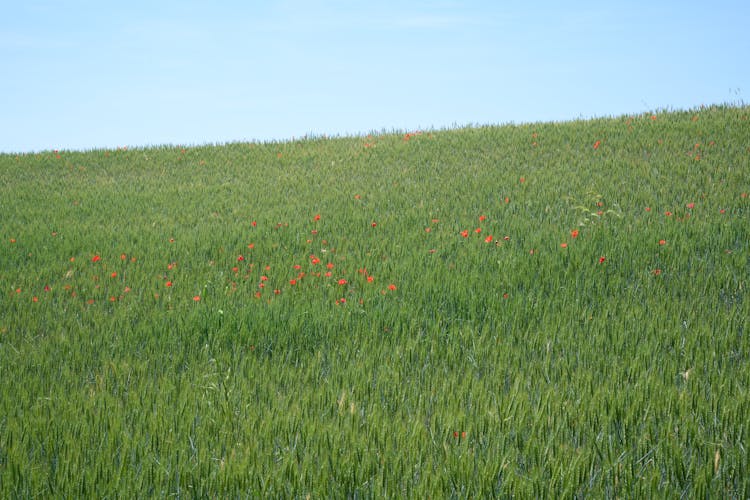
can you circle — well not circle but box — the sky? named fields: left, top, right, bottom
left=1, top=0, right=748, bottom=153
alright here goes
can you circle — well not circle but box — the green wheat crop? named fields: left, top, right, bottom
left=1, top=105, right=749, bottom=497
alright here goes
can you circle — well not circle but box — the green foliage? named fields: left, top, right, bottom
left=1, top=105, right=749, bottom=496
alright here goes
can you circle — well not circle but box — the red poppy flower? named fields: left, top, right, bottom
left=460, top=230, right=469, bottom=238
left=598, top=256, right=606, bottom=264
left=479, top=215, right=486, bottom=222
left=593, top=140, right=601, bottom=149
left=289, top=279, right=297, bottom=285
left=570, top=229, right=579, bottom=238
left=165, top=281, right=173, bottom=287
left=237, top=255, right=245, bottom=262
left=686, top=202, right=694, bottom=209
left=367, top=275, right=374, bottom=283
left=659, top=239, right=666, bottom=246
left=338, top=279, right=347, bottom=285
left=560, top=242, right=568, bottom=248
left=193, top=295, right=201, bottom=302
left=92, top=255, right=101, bottom=263
left=485, top=235, right=493, bottom=243
left=388, top=284, right=397, bottom=291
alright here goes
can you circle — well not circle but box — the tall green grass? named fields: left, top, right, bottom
left=1, top=105, right=749, bottom=496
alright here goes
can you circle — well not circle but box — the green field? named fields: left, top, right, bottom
left=1, top=106, right=749, bottom=497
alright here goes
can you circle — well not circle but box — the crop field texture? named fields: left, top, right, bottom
left=1, top=106, right=749, bottom=497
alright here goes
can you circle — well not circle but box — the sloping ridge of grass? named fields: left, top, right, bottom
left=0, top=104, right=749, bottom=497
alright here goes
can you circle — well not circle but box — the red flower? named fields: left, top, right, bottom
left=367, top=275, right=374, bottom=283
left=193, top=295, right=201, bottom=302
left=485, top=235, right=493, bottom=243
left=686, top=202, right=695, bottom=209
left=460, top=230, right=469, bottom=238
left=598, top=256, right=606, bottom=264
left=110, top=272, right=117, bottom=278
left=237, top=255, right=245, bottom=262
left=326, top=262, right=334, bottom=270
left=570, top=229, right=579, bottom=238
left=560, top=242, right=568, bottom=248
left=44, top=285, right=51, bottom=292
left=659, top=239, right=666, bottom=246
left=652, top=269, right=662, bottom=276
left=289, top=279, right=297, bottom=285
left=314, top=214, right=321, bottom=221
left=593, top=140, right=601, bottom=150
left=371, top=221, right=377, bottom=227
left=338, top=279, right=347, bottom=285
left=92, top=255, right=101, bottom=263
left=165, top=281, right=173, bottom=287
left=479, top=215, right=486, bottom=222
left=474, top=227, right=481, bottom=234
left=388, top=284, right=397, bottom=291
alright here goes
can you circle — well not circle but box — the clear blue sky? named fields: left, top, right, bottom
left=2, top=0, right=748, bottom=153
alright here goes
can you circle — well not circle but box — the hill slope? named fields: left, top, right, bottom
left=1, top=106, right=749, bottom=496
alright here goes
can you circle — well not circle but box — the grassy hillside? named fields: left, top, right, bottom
left=1, top=105, right=749, bottom=496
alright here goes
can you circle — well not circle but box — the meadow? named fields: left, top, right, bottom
left=1, top=105, right=749, bottom=497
